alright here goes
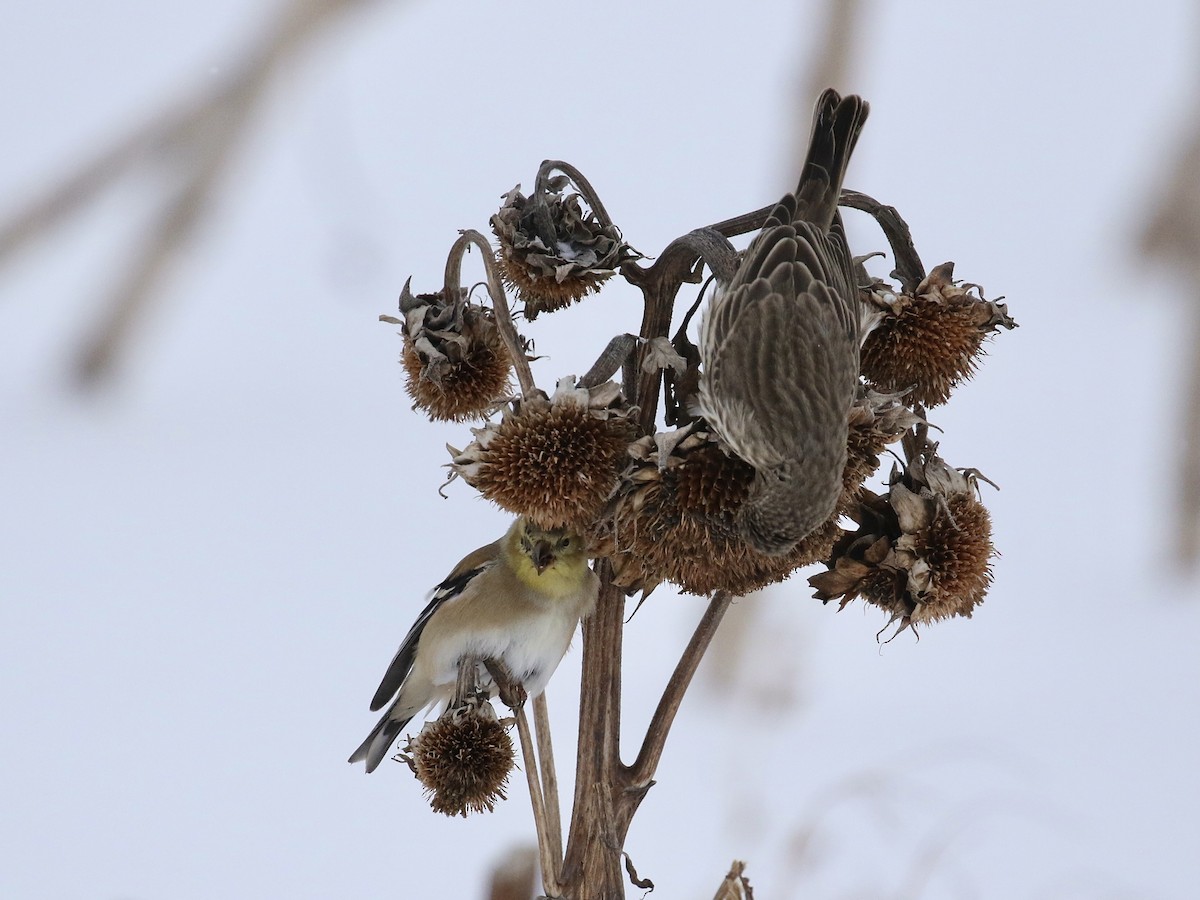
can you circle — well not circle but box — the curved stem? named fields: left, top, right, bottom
left=535, top=159, right=616, bottom=228
left=621, top=228, right=738, bottom=432
left=839, top=189, right=927, bottom=293
left=444, top=229, right=537, bottom=397
left=579, top=333, right=639, bottom=389
left=627, top=591, right=733, bottom=786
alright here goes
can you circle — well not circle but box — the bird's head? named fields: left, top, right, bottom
left=738, top=462, right=841, bottom=557
left=507, top=518, right=590, bottom=594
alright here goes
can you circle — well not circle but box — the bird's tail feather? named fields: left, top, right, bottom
left=767, top=89, right=870, bottom=231
left=348, top=710, right=412, bottom=774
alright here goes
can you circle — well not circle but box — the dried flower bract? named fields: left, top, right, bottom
left=491, top=180, right=641, bottom=319
left=860, top=262, right=1015, bottom=407
left=387, top=279, right=512, bottom=422
left=449, top=377, right=637, bottom=530
left=809, top=428, right=996, bottom=635
left=404, top=698, right=514, bottom=818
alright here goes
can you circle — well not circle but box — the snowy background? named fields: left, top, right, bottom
left=2, top=1, right=1198, bottom=898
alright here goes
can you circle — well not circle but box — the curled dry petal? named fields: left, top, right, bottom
left=389, top=279, right=513, bottom=422
left=491, top=183, right=641, bottom=319
left=809, top=428, right=996, bottom=635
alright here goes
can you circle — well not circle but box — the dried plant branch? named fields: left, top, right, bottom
left=621, top=228, right=738, bottom=431
left=446, top=229, right=537, bottom=397
left=628, top=591, right=734, bottom=786
left=533, top=693, right=564, bottom=877
left=578, top=333, right=639, bottom=389
left=561, top=572, right=626, bottom=895
left=839, top=189, right=926, bottom=291
left=514, top=706, right=562, bottom=897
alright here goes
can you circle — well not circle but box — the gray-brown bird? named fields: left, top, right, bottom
left=697, top=89, right=869, bottom=556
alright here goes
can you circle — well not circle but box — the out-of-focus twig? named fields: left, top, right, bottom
left=0, top=0, right=374, bottom=388
left=484, top=846, right=537, bottom=900
left=1141, top=117, right=1200, bottom=568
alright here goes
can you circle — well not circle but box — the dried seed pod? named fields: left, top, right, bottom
left=860, top=262, right=1015, bottom=407
left=449, top=377, right=637, bottom=531
left=490, top=180, right=640, bottom=319
left=387, top=279, right=513, bottom=422
left=596, top=426, right=845, bottom=597
left=404, top=698, right=514, bottom=818
left=844, top=387, right=924, bottom=497
left=809, top=429, right=996, bottom=634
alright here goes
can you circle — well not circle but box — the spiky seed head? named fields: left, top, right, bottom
left=860, top=262, right=1016, bottom=407
left=404, top=700, right=514, bottom=818
left=598, top=428, right=847, bottom=597
left=809, top=429, right=996, bottom=636
left=490, top=182, right=641, bottom=319
left=388, top=281, right=513, bottom=422
left=450, top=378, right=636, bottom=530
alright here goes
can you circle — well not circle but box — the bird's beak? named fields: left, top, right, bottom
left=531, top=539, right=555, bottom=574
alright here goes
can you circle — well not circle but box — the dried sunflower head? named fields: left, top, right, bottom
left=402, top=697, right=514, bottom=818
left=384, top=279, right=513, bottom=422
left=449, top=377, right=637, bottom=531
left=595, top=425, right=845, bottom=597
left=860, top=262, right=1015, bottom=407
left=844, top=386, right=923, bottom=497
left=490, top=180, right=641, bottom=319
left=809, top=428, right=996, bottom=635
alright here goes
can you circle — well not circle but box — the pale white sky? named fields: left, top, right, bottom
left=2, top=2, right=1198, bottom=898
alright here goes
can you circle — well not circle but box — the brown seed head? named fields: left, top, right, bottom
left=860, top=262, right=1015, bottom=407
left=450, top=378, right=636, bottom=530
left=809, top=428, right=996, bottom=635
left=405, top=701, right=514, bottom=818
left=389, top=281, right=513, bottom=422
left=490, top=182, right=640, bottom=319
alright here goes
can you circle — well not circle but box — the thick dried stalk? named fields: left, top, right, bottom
left=561, top=573, right=626, bottom=896
left=621, top=228, right=738, bottom=431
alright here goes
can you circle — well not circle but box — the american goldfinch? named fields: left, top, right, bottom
left=349, top=517, right=598, bottom=773
left=698, top=89, right=869, bottom=556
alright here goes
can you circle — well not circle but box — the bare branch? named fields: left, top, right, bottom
left=628, top=591, right=734, bottom=786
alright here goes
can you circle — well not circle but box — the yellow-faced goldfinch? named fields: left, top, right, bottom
left=349, top=517, right=598, bottom=773
left=698, top=89, right=869, bottom=556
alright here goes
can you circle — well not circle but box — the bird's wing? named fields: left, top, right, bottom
left=699, top=223, right=859, bottom=468
left=367, top=540, right=500, bottom=712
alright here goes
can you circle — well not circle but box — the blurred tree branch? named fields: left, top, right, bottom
left=1140, top=85, right=1200, bottom=568
left=0, top=0, right=376, bottom=387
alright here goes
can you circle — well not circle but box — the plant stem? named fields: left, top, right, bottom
left=516, top=706, right=561, bottom=897
left=533, top=692, right=564, bottom=872
left=444, top=229, right=538, bottom=397
left=628, top=592, right=733, bottom=786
